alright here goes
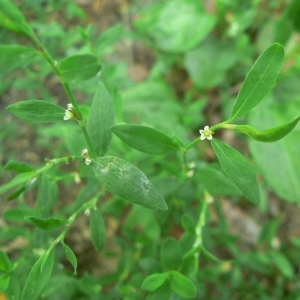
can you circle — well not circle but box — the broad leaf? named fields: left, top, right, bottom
left=92, top=156, right=168, bottom=210
left=26, top=216, right=67, bottom=231
left=170, top=271, right=196, bottom=299
left=59, top=54, right=101, bottom=83
left=6, top=100, right=65, bottom=123
left=141, top=273, right=168, bottom=292
left=228, top=43, right=284, bottom=122
left=87, top=82, right=115, bottom=156
left=0, top=45, right=37, bottom=75
left=211, top=139, right=260, bottom=204
left=234, top=116, right=300, bottom=142
left=111, top=124, right=180, bottom=154
left=61, top=241, right=77, bottom=275
left=4, top=160, right=35, bottom=173
left=90, top=209, right=106, bottom=252
left=161, top=237, right=183, bottom=270
left=21, top=250, right=54, bottom=300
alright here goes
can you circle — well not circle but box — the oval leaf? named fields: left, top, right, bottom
left=170, top=271, right=196, bottom=299
left=0, top=250, right=11, bottom=272
left=21, top=250, right=54, bottom=300
left=0, top=45, right=37, bottom=75
left=26, top=216, right=67, bottom=231
left=4, top=160, right=35, bottom=173
left=141, top=273, right=168, bottom=292
left=87, top=81, right=115, bottom=157
left=228, top=43, right=284, bottom=122
left=90, top=209, right=106, bottom=253
left=59, top=54, right=101, bottom=83
left=6, top=100, right=65, bottom=123
left=92, top=156, right=168, bottom=210
left=211, top=139, right=260, bottom=204
left=111, top=124, right=180, bottom=154
left=234, top=116, right=300, bottom=142
left=61, top=241, right=77, bottom=275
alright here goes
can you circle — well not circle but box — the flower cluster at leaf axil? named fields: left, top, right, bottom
left=64, top=103, right=76, bottom=120
left=81, top=149, right=92, bottom=165
left=199, top=126, right=213, bottom=140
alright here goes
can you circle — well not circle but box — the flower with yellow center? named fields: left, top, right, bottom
left=199, top=126, right=213, bottom=140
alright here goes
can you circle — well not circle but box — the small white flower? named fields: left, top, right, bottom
left=63, top=103, right=75, bottom=120
left=81, top=149, right=92, bottom=165
left=199, top=126, right=213, bottom=141
left=85, top=158, right=92, bottom=165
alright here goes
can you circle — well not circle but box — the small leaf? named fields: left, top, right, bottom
left=26, top=216, right=67, bottom=231
left=141, top=273, right=168, bottom=292
left=92, top=156, right=168, bottom=210
left=268, top=250, right=294, bottom=279
left=87, top=81, right=115, bottom=156
left=0, top=45, right=37, bottom=75
left=0, top=250, right=11, bottom=272
left=161, top=237, right=183, bottom=270
left=234, top=116, right=300, bottom=142
left=211, top=139, right=260, bottom=204
left=21, top=250, right=55, bottom=300
left=111, top=124, right=180, bottom=154
left=61, top=241, right=77, bottom=275
left=6, top=100, right=65, bottom=123
left=59, top=54, right=101, bottom=83
left=228, top=43, right=284, bottom=122
left=90, top=209, right=106, bottom=252
left=4, top=160, right=35, bottom=173
left=170, top=271, right=196, bottom=299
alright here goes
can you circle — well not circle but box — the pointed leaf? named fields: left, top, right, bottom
left=92, top=156, right=168, bottom=210
left=141, top=273, right=168, bottom=292
left=4, top=160, right=35, bottom=173
left=211, top=139, right=260, bottom=204
left=25, top=216, right=67, bottom=231
left=228, top=43, right=284, bottom=121
left=61, top=241, right=77, bottom=275
left=6, top=100, right=65, bottom=123
left=59, top=54, right=101, bottom=83
left=170, top=271, right=196, bottom=299
left=0, top=250, right=11, bottom=272
left=87, top=82, right=115, bottom=156
left=111, top=124, right=180, bottom=154
left=0, top=45, right=37, bottom=75
left=90, top=209, right=106, bottom=252
left=21, top=250, right=54, bottom=300
left=234, top=116, right=300, bottom=142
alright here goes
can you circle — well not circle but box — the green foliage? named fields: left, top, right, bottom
left=1, top=1, right=300, bottom=299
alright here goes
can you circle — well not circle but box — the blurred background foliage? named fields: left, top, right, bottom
left=1, top=0, right=300, bottom=299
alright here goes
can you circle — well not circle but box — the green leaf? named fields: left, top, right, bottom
left=4, top=160, right=35, bottom=173
left=4, top=207, right=35, bottom=222
left=170, top=271, right=196, bottom=299
left=0, top=250, right=11, bottom=272
left=6, top=100, right=65, bottom=123
left=111, top=124, right=180, bottom=154
left=87, top=81, right=115, bottom=156
left=0, top=45, right=38, bottom=75
left=268, top=250, right=294, bottom=279
left=141, top=273, right=168, bottom=292
left=211, top=139, right=260, bottom=204
left=161, top=237, right=183, bottom=270
left=234, top=116, right=300, bottom=142
left=92, top=156, right=168, bottom=210
left=0, top=0, right=36, bottom=38
left=0, top=273, right=11, bottom=293
left=61, top=241, right=77, bottom=275
left=26, top=216, right=67, bottom=231
left=90, top=209, right=106, bottom=252
left=59, top=54, right=101, bottom=83
left=228, top=43, right=284, bottom=122
left=21, top=250, right=55, bottom=300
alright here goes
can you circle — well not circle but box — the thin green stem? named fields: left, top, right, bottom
left=185, top=138, right=200, bottom=150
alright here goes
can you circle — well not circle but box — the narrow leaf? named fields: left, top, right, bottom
left=111, top=124, right=180, bottom=154
left=21, top=250, right=55, bottom=300
left=0, top=250, right=11, bottom=272
left=141, top=273, right=168, bottom=292
left=229, top=43, right=284, bottom=121
left=87, top=82, right=115, bottom=156
left=92, top=156, right=168, bottom=210
left=170, top=271, right=196, bottom=299
left=25, top=216, right=67, bottom=231
left=6, top=100, right=65, bottom=123
left=211, top=139, right=260, bottom=204
left=0, top=45, right=37, bottom=75
left=61, top=241, right=77, bottom=275
left=4, top=160, right=35, bottom=173
left=59, top=54, right=101, bottom=83
left=234, top=116, right=300, bottom=142
left=90, top=209, right=106, bottom=252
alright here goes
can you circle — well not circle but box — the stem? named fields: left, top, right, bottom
left=185, top=138, right=200, bottom=150
left=210, top=122, right=236, bottom=132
